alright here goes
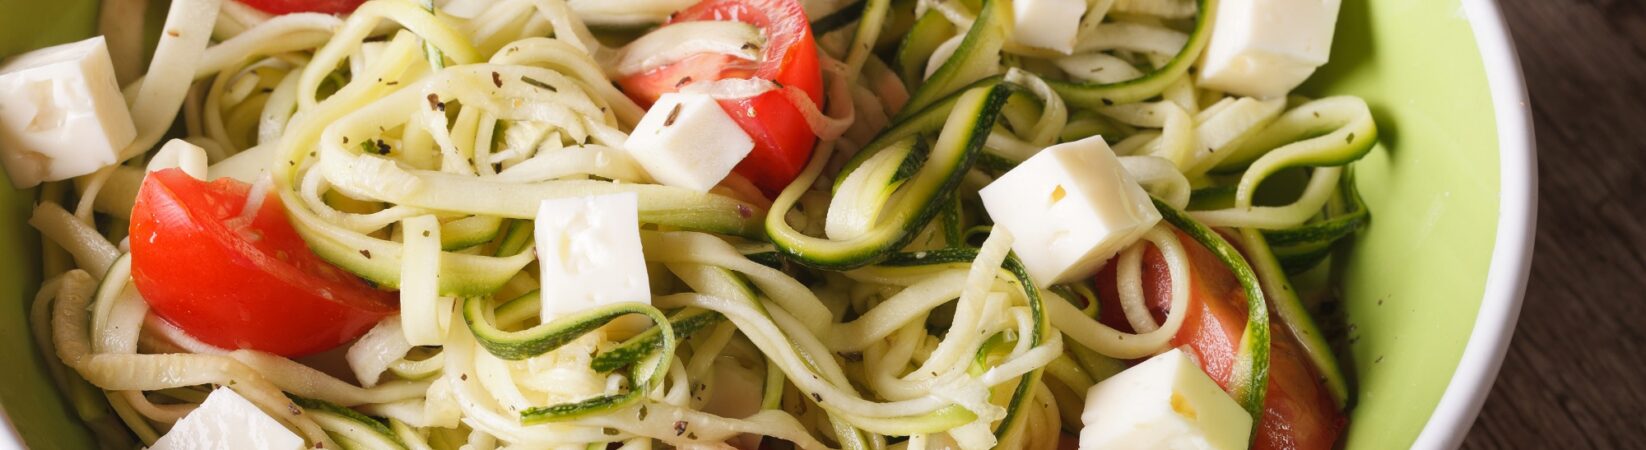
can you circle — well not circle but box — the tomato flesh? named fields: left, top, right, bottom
left=617, top=0, right=824, bottom=196
left=236, top=0, right=366, bottom=15
left=1094, top=230, right=1346, bottom=450
left=130, top=169, right=396, bottom=357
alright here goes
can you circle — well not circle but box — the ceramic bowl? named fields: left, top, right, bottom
left=0, top=0, right=1535, bottom=448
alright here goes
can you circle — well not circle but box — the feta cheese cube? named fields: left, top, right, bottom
left=1080, top=349, right=1253, bottom=450
left=1198, top=0, right=1343, bottom=99
left=625, top=92, right=754, bottom=192
left=1011, top=0, right=1088, bottom=55
left=978, top=135, right=1160, bottom=285
left=0, top=36, right=136, bottom=188
left=148, top=388, right=304, bottom=450
left=536, top=193, right=652, bottom=335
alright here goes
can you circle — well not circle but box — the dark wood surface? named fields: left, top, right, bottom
left=1462, top=1, right=1646, bottom=448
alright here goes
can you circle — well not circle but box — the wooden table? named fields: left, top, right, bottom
left=1462, top=1, right=1646, bottom=448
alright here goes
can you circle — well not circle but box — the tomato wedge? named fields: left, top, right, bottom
left=236, top=0, right=366, bottom=15
left=130, top=169, right=396, bottom=357
left=1094, top=230, right=1346, bottom=450
left=616, top=0, right=824, bottom=196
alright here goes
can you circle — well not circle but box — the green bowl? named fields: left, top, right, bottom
left=0, top=0, right=1536, bottom=448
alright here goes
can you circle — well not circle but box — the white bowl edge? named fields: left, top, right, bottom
left=1411, top=0, right=1538, bottom=448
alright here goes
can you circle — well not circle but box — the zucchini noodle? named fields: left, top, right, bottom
left=24, top=0, right=1375, bottom=448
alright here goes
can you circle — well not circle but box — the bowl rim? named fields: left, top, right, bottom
left=1410, top=0, right=1537, bottom=448
left=0, top=1, right=1540, bottom=448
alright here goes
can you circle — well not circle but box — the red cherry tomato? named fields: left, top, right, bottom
left=236, top=0, right=366, bottom=15
left=617, top=0, right=824, bottom=196
left=130, top=169, right=396, bottom=357
left=1094, top=230, right=1346, bottom=450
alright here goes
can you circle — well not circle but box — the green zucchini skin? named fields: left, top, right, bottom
left=895, top=9, right=959, bottom=93
left=877, top=248, right=1049, bottom=441
left=1045, top=0, right=1218, bottom=108
left=836, top=76, right=1013, bottom=188
left=769, top=82, right=1013, bottom=270
left=1266, top=168, right=1371, bottom=274
left=590, top=308, right=725, bottom=372
left=288, top=394, right=409, bottom=450
left=461, top=294, right=677, bottom=425
left=897, top=0, right=1009, bottom=119
left=1239, top=228, right=1352, bottom=408
left=1154, top=198, right=1273, bottom=427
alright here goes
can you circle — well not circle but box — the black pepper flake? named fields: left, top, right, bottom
left=310, top=151, right=317, bottom=157
left=663, top=104, right=683, bottom=127
left=376, top=140, right=391, bottom=155
left=1313, top=111, right=1321, bottom=118
left=261, top=87, right=274, bottom=93
left=673, top=420, right=688, bottom=436
left=359, top=249, right=372, bottom=259
left=603, top=428, right=619, bottom=436
left=1346, top=132, right=1356, bottom=144
left=675, top=76, right=694, bottom=88
left=387, top=81, right=399, bottom=86
left=422, top=230, right=431, bottom=237
left=687, top=433, right=697, bottom=440
left=460, top=373, right=468, bottom=381
left=1101, top=98, right=1115, bottom=106
left=741, top=42, right=758, bottom=51
left=492, top=71, right=504, bottom=88
left=427, top=93, right=445, bottom=112
left=810, top=393, right=822, bottom=402
left=288, top=160, right=295, bottom=166
left=522, top=76, right=557, bottom=92
left=638, top=405, right=648, bottom=420
left=342, top=136, right=350, bottom=144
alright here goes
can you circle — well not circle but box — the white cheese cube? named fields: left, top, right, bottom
left=148, top=388, right=304, bottom=450
left=536, top=193, right=652, bottom=336
left=978, top=135, right=1160, bottom=285
left=1011, top=0, right=1088, bottom=55
left=0, top=36, right=136, bottom=188
left=1080, top=349, right=1253, bottom=450
left=625, top=92, right=754, bottom=192
left=1198, top=0, right=1342, bottom=99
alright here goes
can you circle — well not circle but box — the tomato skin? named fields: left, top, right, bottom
left=130, top=169, right=396, bottom=357
left=1094, top=230, right=1345, bottom=450
left=616, top=0, right=824, bottom=196
left=236, top=0, right=366, bottom=15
